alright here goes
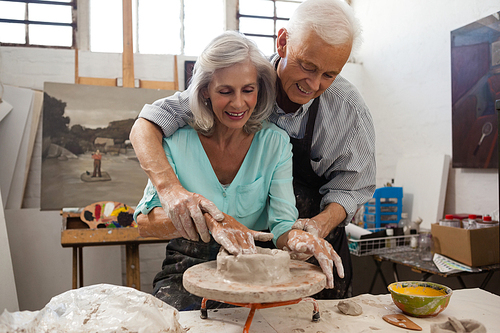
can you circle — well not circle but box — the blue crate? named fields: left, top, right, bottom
left=363, top=187, right=403, bottom=229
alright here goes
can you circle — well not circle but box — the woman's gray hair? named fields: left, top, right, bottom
left=286, top=0, right=362, bottom=60
left=188, top=31, right=276, bottom=136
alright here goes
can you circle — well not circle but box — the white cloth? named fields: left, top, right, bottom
left=0, top=284, right=184, bottom=333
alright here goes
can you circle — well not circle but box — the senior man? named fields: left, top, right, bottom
left=130, top=0, right=375, bottom=299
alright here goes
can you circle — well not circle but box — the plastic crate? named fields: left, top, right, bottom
left=363, top=187, right=403, bottom=229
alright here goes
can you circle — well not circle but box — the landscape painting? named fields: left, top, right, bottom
left=41, top=82, right=175, bottom=210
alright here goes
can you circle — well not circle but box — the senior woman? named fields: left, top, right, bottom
left=133, top=31, right=342, bottom=311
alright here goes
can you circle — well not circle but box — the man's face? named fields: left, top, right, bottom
left=276, top=29, right=352, bottom=106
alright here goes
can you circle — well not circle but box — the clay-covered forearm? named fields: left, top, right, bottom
left=136, top=207, right=181, bottom=239
left=130, top=118, right=181, bottom=193
left=313, top=202, right=347, bottom=238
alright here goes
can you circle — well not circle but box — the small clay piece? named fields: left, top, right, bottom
left=216, top=247, right=291, bottom=285
left=337, top=300, right=363, bottom=316
left=430, top=316, right=486, bottom=333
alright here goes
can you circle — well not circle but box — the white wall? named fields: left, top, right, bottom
left=351, top=0, right=499, bottom=217
left=1, top=0, right=499, bottom=310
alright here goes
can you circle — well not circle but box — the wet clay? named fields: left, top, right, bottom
left=217, top=247, right=292, bottom=285
left=337, top=300, right=363, bottom=316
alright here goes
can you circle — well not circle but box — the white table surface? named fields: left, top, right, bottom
left=178, top=288, right=500, bottom=332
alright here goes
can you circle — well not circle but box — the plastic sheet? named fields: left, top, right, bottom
left=0, top=284, right=184, bottom=333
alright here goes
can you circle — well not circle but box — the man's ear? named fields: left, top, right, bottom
left=277, top=28, right=288, bottom=58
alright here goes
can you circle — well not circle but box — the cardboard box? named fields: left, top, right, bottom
left=431, top=224, right=499, bottom=267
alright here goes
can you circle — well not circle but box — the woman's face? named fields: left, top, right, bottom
left=204, top=60, right=259, bottom=131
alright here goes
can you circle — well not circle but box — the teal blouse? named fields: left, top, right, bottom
left=134, top=121, right=298, bottom=244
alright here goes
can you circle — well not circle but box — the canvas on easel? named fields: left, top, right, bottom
left=0, top=190, right=19, bottom=312
left=41, top=82, right=176, bottom=210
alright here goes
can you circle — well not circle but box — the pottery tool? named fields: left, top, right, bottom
left=383, top=314, right=422, bottom=331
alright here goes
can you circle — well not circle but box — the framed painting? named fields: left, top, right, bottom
left=41, top=82, right=175, bottom=210
left=184, top=60, right=196, bottom=89
left=451, top=12, right=500, bottom=168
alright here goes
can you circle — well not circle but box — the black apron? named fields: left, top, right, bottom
left=153, top=98, right=352, bottom=310
left=290, top=96, right=353, bottom=299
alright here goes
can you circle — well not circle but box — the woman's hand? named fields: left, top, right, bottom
left=158, top=185, right=224, bottom=243
left=283, top=229, right=344, bottom=289
left=204, top=212, right=274, bottom=255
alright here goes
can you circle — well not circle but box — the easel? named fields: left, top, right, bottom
left=74, top=0, right=179, bottom=90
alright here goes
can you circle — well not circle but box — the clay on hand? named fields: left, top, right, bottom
left=284, top=229, right=344, bottom=289
left=159, top=184, right=224, bottom=243
left=292, top=218, right=321, bottom=237
left=205, top=212, right=274, bottom=255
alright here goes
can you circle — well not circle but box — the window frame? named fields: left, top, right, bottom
left=237, top=0, right=304, bottom=54
left=0, top=0, right=77, bottom=49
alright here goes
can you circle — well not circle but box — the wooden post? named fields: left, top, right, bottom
left=74, top=48, right=79, bottom=84
left=126, top=244, right=141, bottom=290
left=122, top=0, right=135, bottom=87
left=72, top=247, right=77, bottom=289
left=174, top=55, right=179, bottom=90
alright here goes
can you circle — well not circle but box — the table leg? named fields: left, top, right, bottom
left=369, top=257, right=388, bottom=293
left=72, top=247, right=77, bottom=289
left=126, top=244, right=141, bottom=290
left=78, top=246, right=83, bottom=288
left=243, top=305, right=257, bottom=333
left=480, top=271, right=495, bottom=289
left=392, top=263, right=400, bottom=282
left=457, top=276, right=466, bottom=289
left=200, top=298, right=208, bottom=319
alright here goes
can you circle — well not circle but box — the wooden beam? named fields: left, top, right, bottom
left=122, top=0, right=135, bottom=88
left=74, top=48, right=79, bottom=84
left=77, top=77, right=118, bottom=87
left=173, top=55, right=179, bottom=90
left=61, top=227, right=168, bottom=247
left=139, top=80, right=177, bottom=91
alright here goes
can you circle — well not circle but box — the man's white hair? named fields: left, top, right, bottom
left=286, top=0, right=362, bottom=59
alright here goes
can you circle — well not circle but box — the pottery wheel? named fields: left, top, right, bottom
left=183, top=260, right=326, bottom=304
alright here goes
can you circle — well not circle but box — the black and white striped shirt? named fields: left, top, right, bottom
left=138, top=55, right=376, bottom=227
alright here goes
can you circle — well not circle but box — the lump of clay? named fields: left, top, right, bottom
left=431, top=317, right=486, bottom=333
left=216, top=247, right=292, bottom=285
left=337, top=300, right=363, bottom=316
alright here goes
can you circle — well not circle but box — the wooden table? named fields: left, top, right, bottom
left=370, top=251, right=500, bottom=292
left=177, top=288, right=500, bottom=332
left=60, top=211, right=168, bottom=290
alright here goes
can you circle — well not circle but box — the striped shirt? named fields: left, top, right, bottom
left=138, top=54, right=376, bottom=227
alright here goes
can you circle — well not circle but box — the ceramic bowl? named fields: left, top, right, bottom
left=387, top=281, right=452, bottom=317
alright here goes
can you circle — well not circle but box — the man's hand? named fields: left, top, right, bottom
left=284, top=229, right=344, bottom=289
left=205, top=213, right=274, bottom=255
left=292, top=202, right=348, bottom=238
left=159, top=185, right=224, bottom=243
left=292, top=218, right=321, bottom=237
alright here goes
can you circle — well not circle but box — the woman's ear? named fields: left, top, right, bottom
left=201, top=88, right=209, bottom=100
left=277, top=28, right=288, bottom=58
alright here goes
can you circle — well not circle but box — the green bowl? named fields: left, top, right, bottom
left=387, top=281, right=452, bottom=318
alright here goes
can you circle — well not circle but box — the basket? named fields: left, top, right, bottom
left=348, top=232, right=417, bottom=256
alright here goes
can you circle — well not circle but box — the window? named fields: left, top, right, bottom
left=89, top=0, right=224, bottom=56
left=238, top=0, right=305, bottom=56
left=0, top=0, right=75, bottom=48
